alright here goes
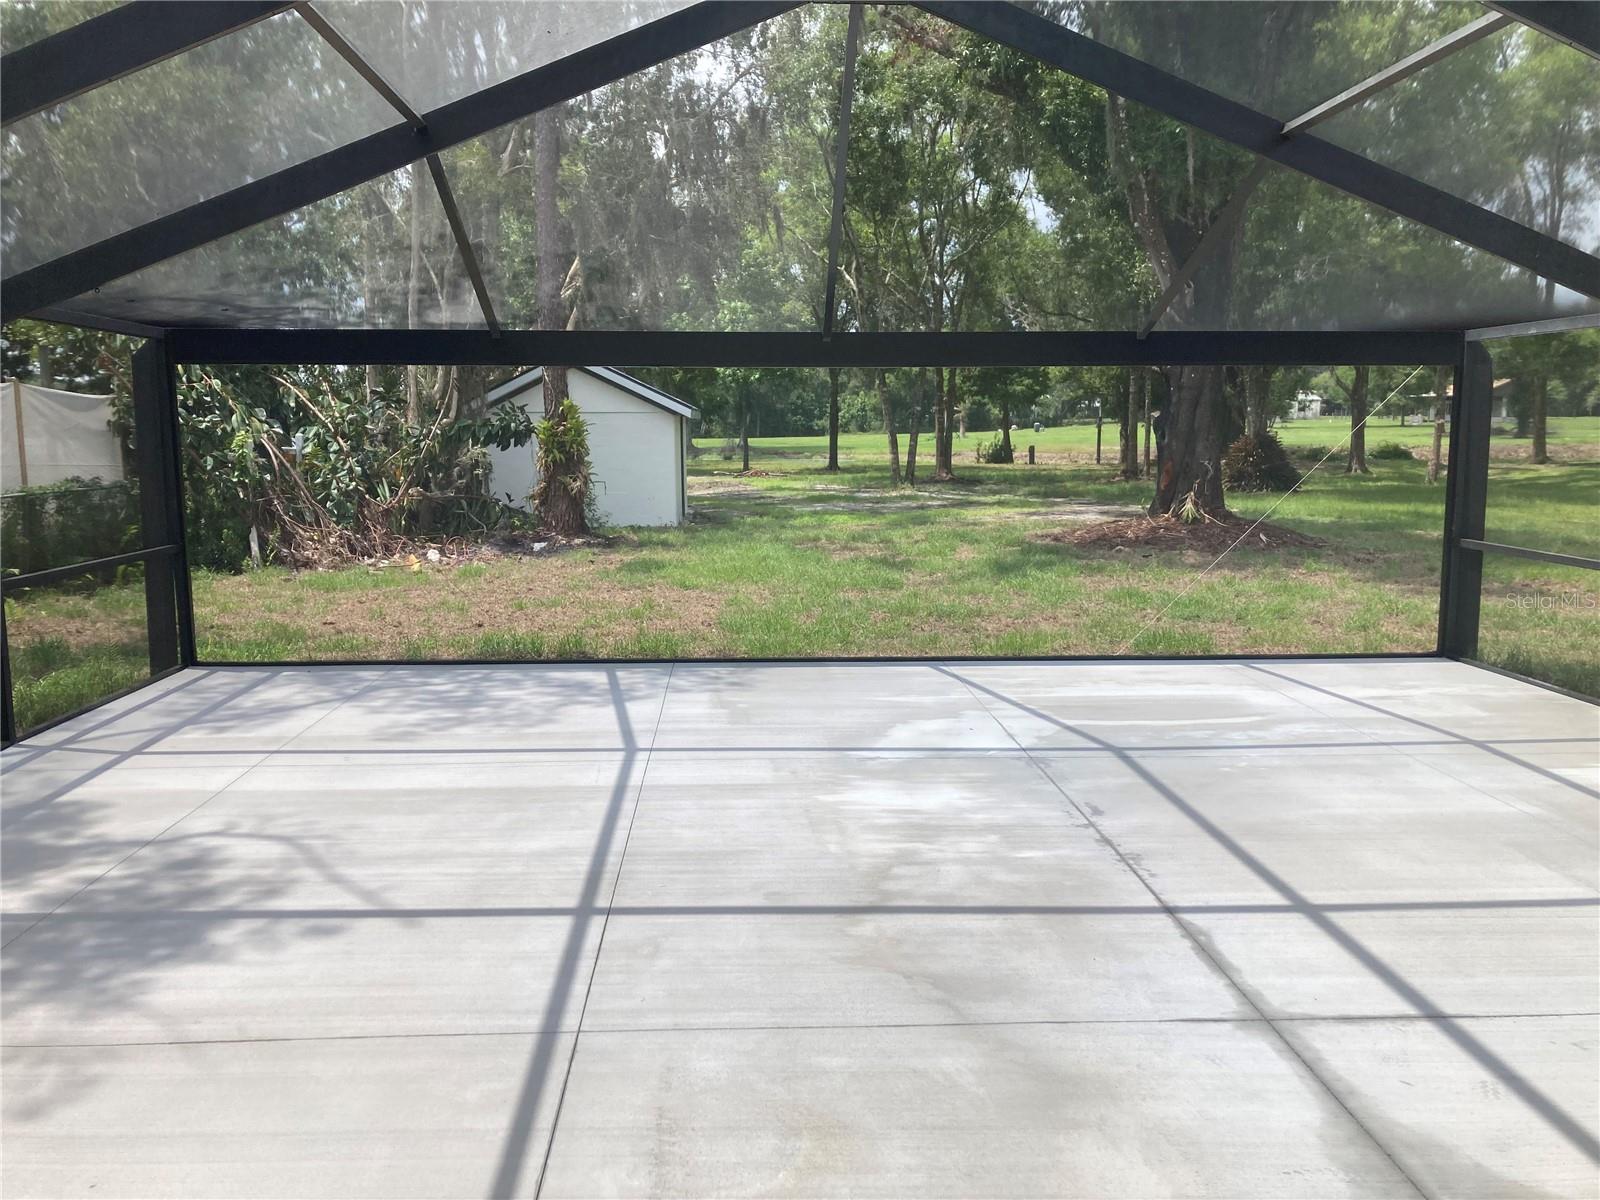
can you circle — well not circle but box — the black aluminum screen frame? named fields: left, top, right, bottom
left=8, top=323, right=1591, bottom=745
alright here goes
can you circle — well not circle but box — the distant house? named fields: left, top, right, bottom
left=484, top=366, right=698, bottom=527
left=1290, top=390, right=1326, bottom=419
left=1411, top=378, right=1515, bottom=421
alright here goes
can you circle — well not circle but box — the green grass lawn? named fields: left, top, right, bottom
left=8, top=418, right=1596, bottom=734
left=4, top=567, right=152, bottom=734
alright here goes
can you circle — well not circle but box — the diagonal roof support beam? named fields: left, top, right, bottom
left=1465, top=312, right=1600, bottom=341
left=1282, top=11, right=1513, bottom=136
left=293, top=1, right=424, bottom=129
left=1139, top=161, right=1270, bottom=338
left=425, top=155, right=500, bottom=334
left=915, top=1, right=1600, bottom=302
left=1, top=1, right=293, bottom=126
left=821, top=4, right=865, bottom=339
left=1, top=1, right=801, bottom=321
left=1487, top=2, right=1600, bottom=61
left=295, top=4, right=493, bottom=331
left=1143, top=10, right=1511, bottom=335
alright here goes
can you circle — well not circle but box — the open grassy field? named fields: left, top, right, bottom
left=727, top=415, right=1600, bottom=466
left=7, top=417, right=1596, bottom=733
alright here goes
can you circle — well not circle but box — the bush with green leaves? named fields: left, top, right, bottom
left=1, top=477, right=139, bottom=579
left=1222, top=432, right=1300, bottom=493
left=975, top=436, right=1014, bottom=464
left=178, top=365, right=536, bottom=569
left=1369, top=441, right=1416, bottom=461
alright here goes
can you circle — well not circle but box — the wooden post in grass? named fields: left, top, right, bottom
left=1028, top=444, right=1035, bottom=465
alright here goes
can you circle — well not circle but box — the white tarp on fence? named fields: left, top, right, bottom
left=0, top=380, right=124, bottom=489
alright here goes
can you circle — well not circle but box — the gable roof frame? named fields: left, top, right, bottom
left=0, top=0, right=801, bottom=321
left=489, top=366, right=700, bottom=420
left=4, top=0, right=1596, bottom=332
left=914, top=1, right=1600, bottom=304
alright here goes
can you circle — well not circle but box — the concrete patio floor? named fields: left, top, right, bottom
left=1, top=657, right=1596, bottom=1199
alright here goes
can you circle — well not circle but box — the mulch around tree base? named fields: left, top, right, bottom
left=1043, top=513, right=1325, bottom=554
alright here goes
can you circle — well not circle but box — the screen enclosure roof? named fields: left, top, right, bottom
left=1, top=0, right=1597, bottom=345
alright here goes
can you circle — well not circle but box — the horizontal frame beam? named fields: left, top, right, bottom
left=1459, top=539, right=1600, bottom=572
left=164, top=329, right=1464, bottom=367
left=30, top=306, right=169, bottom=340
left=1, top=1, right=799, bottom=320
left=916, top=1, right=1600, bottom=302
left=1, top=1, right=292, bottom=126
left=0, top=545, right=178, bottom=593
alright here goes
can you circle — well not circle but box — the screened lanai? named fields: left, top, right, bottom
left=1, top=2, right=1598, bottom=1197
left=0, top=1, right=1597, bottom=727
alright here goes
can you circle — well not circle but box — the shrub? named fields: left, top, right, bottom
left=976, top=436, right=1013, bottom=464
left=0, top=477, right=140, bottom=580
left=1222, top=432, right=1299, bottom=492
left=1369, top=441, right=1415, bottom=460
left=838, top=389, right=881, bottom=433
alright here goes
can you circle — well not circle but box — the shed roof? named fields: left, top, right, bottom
left=488, top=366, right=699, bottom=422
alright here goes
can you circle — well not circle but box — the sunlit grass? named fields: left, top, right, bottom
left=7, top=418, right=1594, bottom=731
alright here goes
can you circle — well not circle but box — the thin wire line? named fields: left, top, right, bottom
left=1119, top=365, right=1427, bottom=654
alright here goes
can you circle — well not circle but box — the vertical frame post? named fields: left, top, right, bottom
left=132, top=341, right=195, bottom=672
left=1439, top=340, right=1492, bottom=657
left=1, top=601, right=15, bottom=747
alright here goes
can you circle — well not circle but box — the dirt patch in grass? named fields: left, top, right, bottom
left=6, top=579, right=145, bottom=650
left=200, top=553, right=730, bottom=658
left=1044, top=514, right=1325, bottom=554
left=1490, top=442, right=1599, bottom=464
left=8, top=604, right=142, bottom=649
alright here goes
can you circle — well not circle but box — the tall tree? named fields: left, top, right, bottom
left=1429, top=365, right=1448, bottom=484
left=1333, top=366, right=1371, bottom=475
left=533, top=105, right=590, bottom=535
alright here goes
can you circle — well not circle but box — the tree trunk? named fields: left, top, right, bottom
left=533, top=104, right=587, bottom=535
left=1150, top=367, right=1229, bottom=518
left=878, top=370, right=901, bottom=485
left=1142, top=370, right=1152, bottom=473
left=740, top=391, right=751, bottom=472
left=1345, top=365, right=1370, bottom=475
left=1428, top=365, right=1447, bottom=484
left=1530, top=374, right=1549, bottom=464
left=1119, top=369, right=1140, bottom=480
left=933, top=366, right=953, bottom=481
left=999, top=393, right=1013, bottom=461
left=905, top=370, right=923, bottom=485
left=1244, top=366, right=1272, bottom=440
left=825, top=367, right=841, bottom=472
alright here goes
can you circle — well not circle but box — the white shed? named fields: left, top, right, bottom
left=484, top=366, right=697, bottom=528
